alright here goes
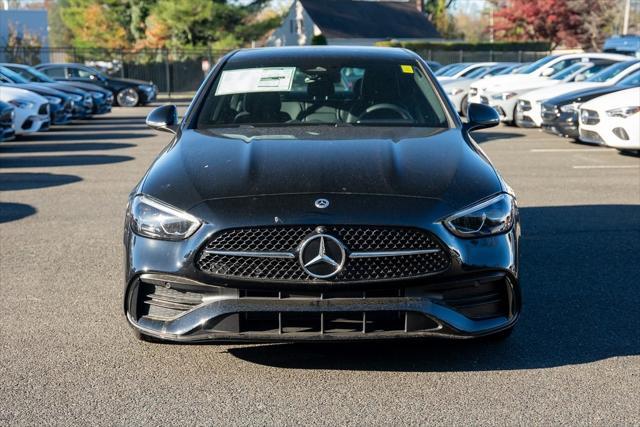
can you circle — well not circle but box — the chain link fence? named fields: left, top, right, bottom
left=1, top=46, right=550, bottom=94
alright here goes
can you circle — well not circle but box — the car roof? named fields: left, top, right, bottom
left=36, top=63, right=86, bottom=68
left=226, top=46, right=420, bottom=66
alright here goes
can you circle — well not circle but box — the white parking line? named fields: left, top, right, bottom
left=531, top=148, right=611, bottom=153
left=572, top=165, right=640, bottom=169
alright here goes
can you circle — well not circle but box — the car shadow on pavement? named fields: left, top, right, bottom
left=227, top=204, right=640, bottom=371
left=0, top=172, right=82, bottom=191
left=0, top=202, right=37, bottom=223
left=1, top=154, right=134, bottom=168
left=0, top=142, right=136, bottom=154
left=17, top=132, right=153, bottom=142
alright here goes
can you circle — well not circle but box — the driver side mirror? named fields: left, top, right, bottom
left=463, top=103, right=500, bottom=132
left=146, top=104, right=179, bottom=134
left=574, top=74, right=586, bottom=82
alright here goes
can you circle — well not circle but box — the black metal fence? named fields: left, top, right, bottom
left=1, top=46, right=550, bottom=94
left=0, top=47, right=229, bottom=93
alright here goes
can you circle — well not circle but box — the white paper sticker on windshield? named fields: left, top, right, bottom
left=215, top=67, right=295, bottom=96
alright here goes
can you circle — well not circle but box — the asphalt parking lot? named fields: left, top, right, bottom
left=1, top=105, right=639, bottom=425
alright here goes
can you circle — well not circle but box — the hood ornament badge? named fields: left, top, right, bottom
left=314, top=198, right=330, bottom=209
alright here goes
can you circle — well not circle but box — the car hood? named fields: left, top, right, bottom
left=521, top=82, right=603, bottom=102
left=140, top=127, right=502, bottom=214
left=0, top=85, right=47, bottom=104
left=546, top=85, right=627, bottom=106
left=59, top=81, right=111, bottom=94
left=41, top=82, right=89, bottom=96
left=109, top=76, right=151, bottom=86
left=470, top=74, right=534, bottom=90
left=5, top=83, right=70, bottom=99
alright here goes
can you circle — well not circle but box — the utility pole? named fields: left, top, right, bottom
left=622, top=0, right=630, bottom=35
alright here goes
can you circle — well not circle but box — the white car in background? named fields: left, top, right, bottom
left=515, top=60, right=640, bottom=127
left=0, top=86, right=50, bottom=135
left=579, top=87, right=640, bottom=153
left=436, top=62, right=497, bottom=82
left=468, top=53, right=630, bottom=123
left=442, top=63, right=520, bottom=115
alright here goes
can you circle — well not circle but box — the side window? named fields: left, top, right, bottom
left=42, top=67, right=66, bottom=78
left=549, top=58, right=580, bottom=74
left=69, top=67, right=93, bottom=78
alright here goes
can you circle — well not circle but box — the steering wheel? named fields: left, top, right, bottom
left=356, top=103, right=413, bottom=122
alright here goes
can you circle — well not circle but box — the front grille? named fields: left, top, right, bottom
left=0, top=108, right=12, bottom=126
left=541, top=103, right=558, bottom=121
left=197, top=226, right=450, bottom=283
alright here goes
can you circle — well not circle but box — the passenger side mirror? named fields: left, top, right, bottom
left=146, top=104, right=179, bottom=134
left=463, top=103, right=500, bottom=132
left=541, top=68, right=555, bottom=77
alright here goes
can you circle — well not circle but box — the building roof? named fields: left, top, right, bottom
left=299, top=0, right=440, bottom=40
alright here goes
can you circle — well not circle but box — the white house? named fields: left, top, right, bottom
left=267, top=0, right=441, bottom=46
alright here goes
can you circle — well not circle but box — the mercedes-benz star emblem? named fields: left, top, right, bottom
left=314, top=198, right=330, bottom=209
left=299, top=234, right=346, bottom=279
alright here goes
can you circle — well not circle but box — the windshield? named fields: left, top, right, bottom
left=196, top=58, right=449, bottom=129
left=551, top=63, right=587, bottom=80
left=618, top=70, right=640, bottom=86
left=437, top=63, right=470, bottom=77
left=434, top=64, right=459, bottom=76
left=0, top=66, right=29, bottom=83
left=10, top=66, right=55, bottom=83
left=465, top=66, right=492, bottom=79
left=519, top=56, right=559, bottom=74
left=587, top=61, right=638, bottom=82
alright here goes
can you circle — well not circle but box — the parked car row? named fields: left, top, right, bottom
left=0, top=62, right=158, bottom=141
left=439, top=53, right=640, bottom=153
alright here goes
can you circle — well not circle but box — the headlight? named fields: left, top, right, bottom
left=447, top=87, right=465, bottom=96
left=606, top=106, right=640, bottom=118
left=45, top=96, right=62, bottom=105
left=70, top=94, right=82, bottom=102
left=8, top=99, right=35, bottom=109
left=90, top=91, right=104, bottom=99
left=444, top=194, right=516, bottom=238
left=491, top=92, right=518, bottom=101
left=128, top=195, right=201, bottom=240
left=560, top=102, right=581, bottom=113
left=138, top=84, right=153, bottom=92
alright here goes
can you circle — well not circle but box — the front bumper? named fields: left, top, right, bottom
left=127, top=272, right=519, bottom=342
left=541, top=111, right=579, bottom=139
left=124, top=213, right=521, bottom=342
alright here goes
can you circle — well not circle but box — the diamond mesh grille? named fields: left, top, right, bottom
left=197, top=226, right=450, bottom=282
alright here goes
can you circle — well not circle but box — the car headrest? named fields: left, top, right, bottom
left=360, top=69, right=398, bottom=101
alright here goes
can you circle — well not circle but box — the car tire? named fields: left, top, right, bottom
left=116, top=88, right=140, bottom=107
left=460, top=95, right=469, bottom=117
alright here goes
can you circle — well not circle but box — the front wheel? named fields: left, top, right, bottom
left=116, top=88, right=140, bottom=107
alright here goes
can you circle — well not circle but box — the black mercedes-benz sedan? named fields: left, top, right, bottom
left=124, top=47, right=520, bottom=343
left=35, top=63, right=156, bottom=107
